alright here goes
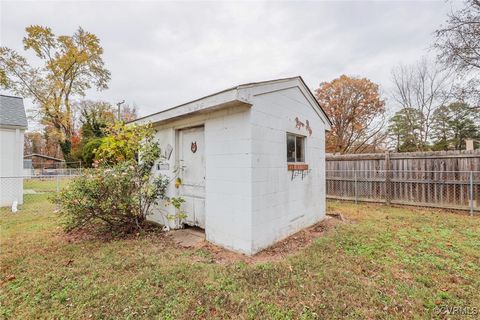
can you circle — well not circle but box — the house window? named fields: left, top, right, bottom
left=287, top=133, right=305, bottom=162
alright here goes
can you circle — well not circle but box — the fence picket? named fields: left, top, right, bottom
left=326, top=150, right=480, bottom=212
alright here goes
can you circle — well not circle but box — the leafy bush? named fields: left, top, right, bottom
left=54, top=162, right=170, bottom=233
left=54, top=123, right=182, bottom=234
left=81, top=137, right=104, bottom=167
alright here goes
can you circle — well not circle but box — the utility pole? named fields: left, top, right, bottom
left=116, top=100, right=125, bottom=121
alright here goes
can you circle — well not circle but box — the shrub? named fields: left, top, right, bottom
left=81, top=137, right=104, bottom=167
left=54, top=161, right=170, bottom=233
left=53, top=123, right=182, bottom=234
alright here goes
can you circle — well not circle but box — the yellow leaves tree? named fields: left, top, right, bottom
left=0, top=25, right=110, bottom=160
left=315, top=75, right=386, bottom=154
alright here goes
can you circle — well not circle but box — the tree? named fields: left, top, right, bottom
left=390, top=58, right=454, bottom=151
left=388, top=108, right=426, bottom=152
left=70, top=101, right=138, bottom=167
left=119, top=103, right=138, bottom=123
left=77, top=101, right=137, bottom=134
left=435, top=0, right=480, bottom=75
left=0, top=25, right=110, bottom=160
left=315, top=75, right=386, bottom=154
left=431, top=102, right=480, bottom=150
left=24, top=131, right=43, bottom=155
left=77, top=100, right=115, bottom=139
left=72, top=100, right=115, bottom=166
left=434, top=0, right=480, bottom=107
left=24, top=127, right=64, bottom=159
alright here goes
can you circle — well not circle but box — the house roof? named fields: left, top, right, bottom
left=0, top=95, right=28, bottom=129
left=24, top=153, right=65, bottom=162
left=132, top=76, right=332, bottom=128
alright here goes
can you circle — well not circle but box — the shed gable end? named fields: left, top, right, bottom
left=238, top=79, right=331, bottom=130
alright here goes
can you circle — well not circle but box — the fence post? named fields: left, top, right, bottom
left=470, top=171, right=474, bottom=216
left=354, top=167, right=358, bottom=205
left=385, top=151, right=392, bottom=205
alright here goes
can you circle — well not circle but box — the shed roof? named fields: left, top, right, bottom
left=132, top=76, right=332, bottom=128
left=0, top=95, right=28, bottom=129
left=24, top=153, right=65, bottom=162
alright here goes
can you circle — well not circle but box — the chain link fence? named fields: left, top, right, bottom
left=24, top=168, right=83, bottom=177
left=326, top=170, right=480, bottom=214
left=0, top=170, right=80, bottom=208
left=3, top=168, right=479, bottom=214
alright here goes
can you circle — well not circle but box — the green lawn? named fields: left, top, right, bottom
left=1, top=186, right=479, bottom=319
left=23, top=177, right=72, bottom=193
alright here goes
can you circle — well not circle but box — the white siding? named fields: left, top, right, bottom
left=249, top=87, right=327, bottom=253
left=0, top=127, right=25, bottom=206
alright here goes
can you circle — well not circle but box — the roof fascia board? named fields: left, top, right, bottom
left=297, top=78, right=332, bottom=129
left=24, top=154, right=65, bottom=162
left=133, top=88, right=250, bottom=125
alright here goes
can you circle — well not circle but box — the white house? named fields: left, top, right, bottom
left=134, top=76, right=332, bottom=255
left=0, top=95, right=28, bottom=207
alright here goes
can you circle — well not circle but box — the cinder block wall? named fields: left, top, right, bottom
left=249, top=87, right=327, bottom=254
left=149, top=106, right=254, bottom=254
left=204, top=107, right=253, bottom=254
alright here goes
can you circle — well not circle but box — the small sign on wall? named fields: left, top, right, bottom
left=288, top=164, right=309, bottom=171
left=288, top=164, right=311, bottom=180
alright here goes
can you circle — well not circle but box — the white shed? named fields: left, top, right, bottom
left=134, top=76, right=332, bottom=255
left=0, top=95, right=28, bottom=207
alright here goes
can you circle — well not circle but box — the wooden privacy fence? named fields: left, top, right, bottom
left=326, top=150, right=480, bottom=213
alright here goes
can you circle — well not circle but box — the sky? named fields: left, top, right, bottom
left=0, top=0, right=463, bottom=129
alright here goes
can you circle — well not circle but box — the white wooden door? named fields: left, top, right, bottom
left=178, top=126, right=205, bottom=228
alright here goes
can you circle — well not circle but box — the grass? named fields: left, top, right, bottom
left=1, top=182, right=479, bottom=319
left=23, top=177, right=71, bottom=193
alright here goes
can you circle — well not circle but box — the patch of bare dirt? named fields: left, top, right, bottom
left=195, top=214, right=345, bottom=265
left=64, top=227, right=99, bottom=243
left=63, top=222, right=167, bottom=244
left=60, top=214, right=345, bottom=265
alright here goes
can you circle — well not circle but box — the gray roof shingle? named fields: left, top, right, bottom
left=0, top=95, right=28, bottom=128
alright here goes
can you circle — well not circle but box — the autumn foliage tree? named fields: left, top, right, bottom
left=315, top=75, right=386, bottom=154
left=0, top=25, right=110, bottom=161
